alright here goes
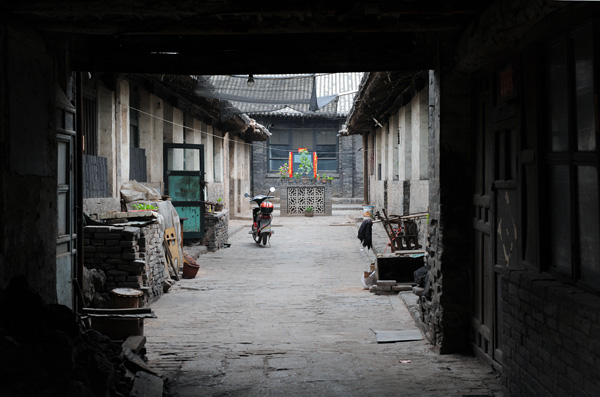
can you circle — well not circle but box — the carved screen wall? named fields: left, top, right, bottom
left=287, top=186, right=325, bottom=214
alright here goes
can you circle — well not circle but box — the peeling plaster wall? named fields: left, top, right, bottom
left=386, top=180, right=404, bottom=215
left=229, top=137, right=252, bottom=217
left=97, top=84, right=117, bottom=196
left=368, top=86, right=430, bottom=217
left=205, top=125, right=226, bottom=205
left=0, top=23, right=61, bottom=303
left=116, top=79, right=130, bottom=192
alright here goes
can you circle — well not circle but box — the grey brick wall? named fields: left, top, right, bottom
left=502, top=269, right=600, bottom=396
left=419, top=67, right=472, bottom=354
left=250, top=117, right=362, bottom=199
left=339, top=134, right=363, bottom=198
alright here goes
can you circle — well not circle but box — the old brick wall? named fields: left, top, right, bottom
left=502, top=269, right=600, bottom=396
left=84, top=223, right=166, bottom=305
left=251, top=117, right=362, bottom=200
left=421, top=65, right=472, bottom=353
left=339, top=134, right=363, bottom=198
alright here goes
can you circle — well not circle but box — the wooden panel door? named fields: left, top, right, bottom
left=164, top=143, right=205, bottom=239
left=56, top=88, right=77, bottom=309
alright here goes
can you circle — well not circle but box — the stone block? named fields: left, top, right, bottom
left=377, top=280, right=397, bottom=286
left=122, top=253, right=140, bottom=260
left=85, top=226, right=113, bottom=233
left=107, top=270, right=129, bottom=277
left=392, top=284, right=413, bottom=292
left=119, top=282, right=142, bottom=288
left=106, top=258, right=129, bottom=265
left=120, top=264, right=144, bottom=274
left=95, top=233, right=123, bottom=240
left=122, top=335, right=147, bottom=355
left=122, top=226, right=141, bottom=236
left=105, top=239, right=121, bottom=246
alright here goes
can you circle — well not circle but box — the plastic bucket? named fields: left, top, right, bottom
left=362, top=205, right=374, bottom=219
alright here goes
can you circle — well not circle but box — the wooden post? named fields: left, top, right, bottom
left=362, top=132, right=369, bottom=205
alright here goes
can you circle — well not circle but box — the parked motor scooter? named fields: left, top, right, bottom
left=244, top=187, right=275, bottom=246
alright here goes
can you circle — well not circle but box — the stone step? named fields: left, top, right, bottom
left=332, top=197, right=365, bottom=205
left=270, top=203, right=363, bottom=211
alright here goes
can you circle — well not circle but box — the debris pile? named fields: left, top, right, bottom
left=0, top=276, right=130, bottom=396
left=0, top=276, right=169, bottom=396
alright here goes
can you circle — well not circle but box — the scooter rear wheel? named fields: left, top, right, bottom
left=253, top=232, right=261, bottom=244
left=261, top=233, right=268, bottom=245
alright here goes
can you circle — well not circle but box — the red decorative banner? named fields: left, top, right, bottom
left=288, top=152, right=293, bottom=177
left=313, top=152, right=318, bottom=178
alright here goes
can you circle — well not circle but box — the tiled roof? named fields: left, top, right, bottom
left=314, top=72, right=364, bottom=116
left=195, top=73, right=364, bottom=119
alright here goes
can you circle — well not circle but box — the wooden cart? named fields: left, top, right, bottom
left=377, top=209, right=428, bottom=253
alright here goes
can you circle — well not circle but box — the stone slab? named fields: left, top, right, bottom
left=373, top=329, right=424, bottom=343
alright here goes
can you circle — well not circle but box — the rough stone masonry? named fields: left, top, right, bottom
left=83, top=223, right=166, bottom=305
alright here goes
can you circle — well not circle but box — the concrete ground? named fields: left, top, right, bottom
left=145, top=211, right=503, bottom=396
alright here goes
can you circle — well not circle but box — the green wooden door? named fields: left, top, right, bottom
left=164, top=143, right=205, bottom=238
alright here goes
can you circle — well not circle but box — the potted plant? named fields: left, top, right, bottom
left=278, top=163, right=289, bottom=181
left=131, top=203, right=158, bottom=211
left=298, top=150, right=312, bottom=182
left=215, top=197, right=224, bottom=212
left=304, top=205, right=314, bottom=217
left=294, top=172, right=301, bottom=183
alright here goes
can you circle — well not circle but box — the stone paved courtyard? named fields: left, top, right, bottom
left=145, top=212, right=503, bottom=396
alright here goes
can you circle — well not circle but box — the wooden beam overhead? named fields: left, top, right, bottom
left=70, top=32, right=436, bottom=74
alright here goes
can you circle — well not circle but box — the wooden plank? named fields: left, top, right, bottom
left=163, top=240, right=180, bottom=281
left=82, top=307, right=152, bottom=314
left=164, top=227, right=181, bottom=272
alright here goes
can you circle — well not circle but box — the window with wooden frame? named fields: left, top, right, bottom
left=268, top=129, right=291, bottom=172
left=129, top=86, right=140, bottom=148
left=544, top=23, right=600, bottom=291
left=82, top=88, right=98, bottom=156
left=267, top=125, right=339, bottom=172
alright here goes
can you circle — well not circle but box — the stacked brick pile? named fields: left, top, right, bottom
left=83, top=223, right=166, bottom=304
left=203, top=211, right=229, bottom=251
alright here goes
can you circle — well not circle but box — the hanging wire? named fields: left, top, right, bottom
left=125, top=104, right=377, bottom=157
